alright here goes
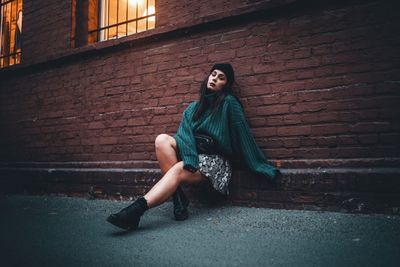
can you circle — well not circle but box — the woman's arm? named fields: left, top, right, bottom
left=227, top=96, right=280, bottom=181
left=174, top=102, right=199, bottom=173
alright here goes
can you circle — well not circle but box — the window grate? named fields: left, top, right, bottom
left=90, top=0, right=156, bottom=42
left=0, top=0, right=23, bottom=68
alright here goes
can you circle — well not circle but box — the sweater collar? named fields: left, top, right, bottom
left=204, top=90, right=219, bottom=105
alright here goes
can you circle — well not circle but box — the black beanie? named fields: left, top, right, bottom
left=210, top=63, right=235, bottom=85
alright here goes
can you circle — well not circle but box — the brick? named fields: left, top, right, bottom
left=286, top=57, right=320, bottom=70
left=337, top=135, right=358, bottom=145
left=253, top=62, right=286, bottom=74
left=277, top=125, right=311, bottom=137
left=358, top=134, right=379, bottom=145
left=267, top=116, right=283, bottom=126
left=257, top=104, right=290, bottom=115
left=248, top=117, right=266, bottom=127
left=88, top=122, right=104, bottom=129
left=127, top=117, right=147, bottom=126
left=379, top=134, right=400, bottom=145
left=236, top=46, right=264, bottom=58
left=293, top=48, right=312, bottom=59
left=279, top=93, right=298, bottom=103
left=221, top=29, right=250, bottom=41
left=350, top=122, right=391, bottom=133
left=290, top=101, right=327, bottom=113
left=283, top=114, right=302, bottom=125
left=207, top=50, right=236, bottom=62
left=311, top=123, right=351, bottom=135
left=261, top=95, right=280, bottom=105
left=283, top=138, right=301, bottom=148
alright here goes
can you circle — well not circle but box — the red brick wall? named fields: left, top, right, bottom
left=0, top=0, right=399, bottom=166
left=22, top=0, right=73, bottom=65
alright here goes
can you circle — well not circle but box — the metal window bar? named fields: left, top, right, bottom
left=107, top=0, right=110, bottom=39
left=125, top=0, right=127, bottom=37
left=90, top=0, right=156, bottom=42
left=135, top=0, right=138, bottom=33
left=146, top=0, right=148, bottom=31
left=116, top=0, right=118, bottom=38
left=0, top=0, right=23, bottom=68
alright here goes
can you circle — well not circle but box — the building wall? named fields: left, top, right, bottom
left=22, top=0, right=73, bottom=65
left=0, top=0, right=399, bottom=211
left=1, top=0, right=399, bottom=162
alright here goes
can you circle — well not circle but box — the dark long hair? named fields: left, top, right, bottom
left=193, top=74, right=243, bottom=122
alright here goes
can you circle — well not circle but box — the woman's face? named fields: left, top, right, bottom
left=207, top=69, right=227, bottom=91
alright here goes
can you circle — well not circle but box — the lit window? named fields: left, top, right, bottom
left=93, top=0, right=155, bottom=41
left=0, top=0, right=23, bottom=68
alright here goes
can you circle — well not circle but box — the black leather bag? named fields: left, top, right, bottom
left=194, top=133, right=216, bottom=154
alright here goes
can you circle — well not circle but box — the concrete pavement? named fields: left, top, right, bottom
left=0, top=195, right=399, bottom=267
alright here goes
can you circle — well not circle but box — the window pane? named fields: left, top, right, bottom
left=118, top=0, right=127, bottom=23
left=98, top=0, right=156, bottom=42
left=99, top=28, right=106, bottom=41
left=10, top=0, right=16, bottom=55
left=108, top=26, right=117, bottom=39
left=127, top=0, right=137, bottom=20
left=1, top=2, right=11, bottom=67
left=10, top=54, right=15, bottom=65
left=117, top=24, right=126, bottom=37
left=15, top=52, right=20, bottom=63
left=148, top=15, right=155, bottom=29
left=138, top=0, right=146, bottom=19
left=100, top=0, right=107, bottom=28
left=109, top=0, right=117, bottom=26
left=148, top=0, right=155, bottom=15
left=16, top=9, right=22, bottom=53
left=137, top=18, right=146, bottom=33
left=127, top=21, right=136, bottom=35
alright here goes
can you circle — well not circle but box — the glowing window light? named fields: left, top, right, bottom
left=97, top=0, right=156, bottom=41
left=0, top=0, right=23, bottom=68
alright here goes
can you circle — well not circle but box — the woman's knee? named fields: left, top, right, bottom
left=155, top=134, right=171, bottom=150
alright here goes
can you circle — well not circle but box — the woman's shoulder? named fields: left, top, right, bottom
left=188, top=100, right=199, bottom=109
left=224, top=94, right=243, bottom=109
left=183, top=100, right=199, bottom=114
left=225, top=94, right=241, bottom=103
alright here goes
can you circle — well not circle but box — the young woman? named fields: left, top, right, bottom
left=107, top=63, right=281, bottom=230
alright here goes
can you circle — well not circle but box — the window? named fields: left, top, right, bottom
left=0, top=0, right=23, bottom=68
left=91, top=0, right=156, bottom=42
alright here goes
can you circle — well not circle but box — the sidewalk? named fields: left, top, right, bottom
left=0, top=195, right=399, bottom=267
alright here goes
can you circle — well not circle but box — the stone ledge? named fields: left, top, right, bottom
left=1, top=157, right=398, bottom=169
left=1, top=164, right=399, bottom=215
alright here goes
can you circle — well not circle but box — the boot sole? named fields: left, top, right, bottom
left=174, top=211, right=189, bottom=221
left=106, top=215, right=139, bottom=230
left=174, top=200, right=190, bottom=221
left=173, top=187, right=190, bottom=221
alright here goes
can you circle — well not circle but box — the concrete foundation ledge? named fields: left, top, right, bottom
left=1, top=159, right=399, bottom=215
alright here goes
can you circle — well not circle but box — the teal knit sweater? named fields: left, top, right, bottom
left=174, top=91, right=279, bottom=181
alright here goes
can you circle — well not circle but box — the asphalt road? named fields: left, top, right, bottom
left=0, top=195, right=399, bottom=267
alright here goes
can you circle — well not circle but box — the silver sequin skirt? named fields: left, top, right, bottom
left=198, top=154, right=232, bottom=195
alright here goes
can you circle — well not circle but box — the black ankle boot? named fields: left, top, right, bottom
left=106, top=196, right=149, bottom=230
left=172, top=186, right=190, bottom=221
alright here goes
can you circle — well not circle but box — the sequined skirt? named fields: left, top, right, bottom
left=198, top=154, right=232, bottom=195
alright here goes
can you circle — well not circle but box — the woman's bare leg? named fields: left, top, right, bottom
left=144, top=161, right=204, bottom=208
left=144, top=134, right=206, bottom=208
left=154, top=134, right=179, bottom=174
left=106, top=134, right=204, bottom=229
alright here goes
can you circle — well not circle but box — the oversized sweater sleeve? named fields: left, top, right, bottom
left=174, top=102, right=199, bottom=173
left=227, top=96, right=280, bottom=181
